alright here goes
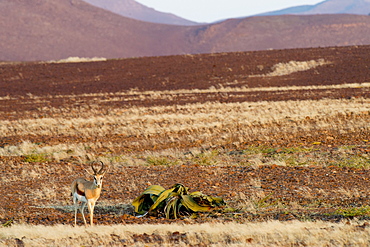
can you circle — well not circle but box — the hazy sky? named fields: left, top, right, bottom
left=135, top=0, right=324, bottom=23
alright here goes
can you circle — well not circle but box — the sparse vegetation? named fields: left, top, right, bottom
left=146, top=156, right=176, bottom=166
left=2, top=221, right=370, bottom=246
left=330, top=154, right=370, bottom=169
left=23, top=153, right=49, bottom=163
left=1, top=47, right=370, bottom=246
left=334, top=206, right=370, bottom=217
left=0, top=97, right=369, bottom=163
left=132, top=183, right=226, bottom=219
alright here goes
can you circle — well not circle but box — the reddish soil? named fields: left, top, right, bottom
left=2, top=45, right=370, bottom=98
left=1, top=45, right=370, bottom=226
left=2, top=153, right=370, bottom=226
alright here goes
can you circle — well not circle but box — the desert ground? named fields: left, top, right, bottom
left=1, top=45, right=370, bottom=246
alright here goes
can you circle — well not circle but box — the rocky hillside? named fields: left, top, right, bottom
left=260, top=0, right=370, bottom=16
left=1, top=0, right=370, bottom=61
left=82, top=0, right=199, bottom=25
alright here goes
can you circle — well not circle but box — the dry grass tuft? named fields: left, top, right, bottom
left=1, top=221, right=370, bottom=246
left=47, top=57, right=107, bottom=63
left=266, top=59, right=329, bottom=76
left=1, top=98, right=369, bottom=159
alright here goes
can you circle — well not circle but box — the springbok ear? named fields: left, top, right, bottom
left=85, top=168, right=94, bottom=176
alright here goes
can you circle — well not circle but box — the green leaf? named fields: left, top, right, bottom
left=164, top=196, right=180, bottom=219
left=132, top=195, right=147, bottom=215
left=190, top=191, right=225, bottom=207
left=132, top=185, right=166, bottom=215
left=189, top=191, right=203, bottom=196
left=172, top=183, right=188, bottom=194
left=132, top=183, right=226, bottom=219
left=181, top=195, right=211, bottom=212
left=149, top=187, right=177, bottom=211
left=142, top=185, right=166, bottom=196
left=209, top=196, right=226, bottom=207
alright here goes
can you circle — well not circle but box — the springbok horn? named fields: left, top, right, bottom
left=97, top=161, right=105, bottom=174
left=90, top=162, right=97, bottom=174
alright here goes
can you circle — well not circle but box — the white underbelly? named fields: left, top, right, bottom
left=74, top=192, right=87, bottom=203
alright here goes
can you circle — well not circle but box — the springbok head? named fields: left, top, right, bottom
left=86, top=161, right=107, bottom=188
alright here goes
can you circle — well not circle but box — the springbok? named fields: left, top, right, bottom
left=71, top=161, right=108, bottom=226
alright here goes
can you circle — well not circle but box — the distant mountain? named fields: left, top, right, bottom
left=82, top=0, right=199, bottom=25
left=1, top=0, right=370, bottom=61
left=0, top=0, right=195, bottom=61
left=259, top=0, right=370, bottom=16
left=197, top=14, right=370, bottom=54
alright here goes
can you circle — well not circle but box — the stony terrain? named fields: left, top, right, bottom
left=1, top=45, right=370, bottom=245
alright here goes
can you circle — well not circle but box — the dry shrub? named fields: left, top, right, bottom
left=259, top=59, right=329, bottom=77
left=47, top=57, right=107, bottom=63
